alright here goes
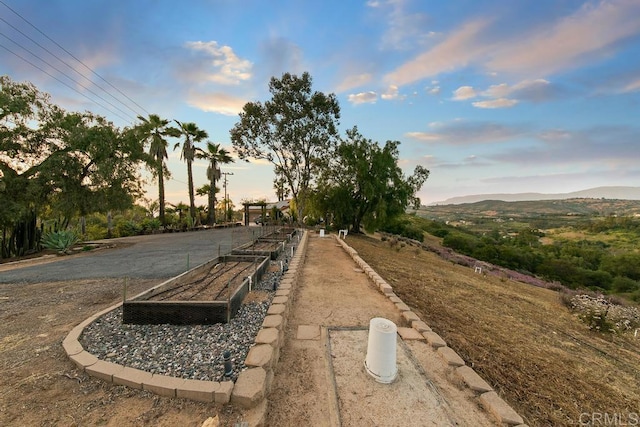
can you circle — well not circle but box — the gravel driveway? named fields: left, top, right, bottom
left=0, top=227, right=260, bottom=283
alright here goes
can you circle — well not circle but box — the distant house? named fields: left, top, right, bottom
left=268, top=200, right=291, bottom=218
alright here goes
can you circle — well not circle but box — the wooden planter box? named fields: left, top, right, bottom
left=232, top=238, right=287, bottom=260
left=122, top=255, right=270, bottom=325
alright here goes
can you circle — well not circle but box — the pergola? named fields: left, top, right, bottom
left=242, top=201, right=267, bottom=226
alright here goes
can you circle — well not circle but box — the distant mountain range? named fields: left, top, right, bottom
left=431, top=186, right=640, bottom=205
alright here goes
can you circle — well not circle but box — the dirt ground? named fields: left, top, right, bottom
left=2, top=231, right=638, bottom=426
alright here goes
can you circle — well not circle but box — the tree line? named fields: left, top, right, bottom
left=0, top=75, right=233, bottom=258
left=1, top=72, right=429, bottom=258
left=426, top=219, right=640, bottom=300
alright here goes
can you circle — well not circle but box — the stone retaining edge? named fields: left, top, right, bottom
left=334, top=234, right=526, bottom=427
left=61, top=229, right=310, bottom=419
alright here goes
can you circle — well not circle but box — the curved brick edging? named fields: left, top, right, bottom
left=62, top=229, right=310, bottom=409
left=229, top=230, right=308, bottom=412
left=334, top=234, right=527, bottom=427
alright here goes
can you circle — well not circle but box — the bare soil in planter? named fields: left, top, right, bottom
left=241, top=241, right=282, bottom=251
left=147, top=260, right=261, bottom=302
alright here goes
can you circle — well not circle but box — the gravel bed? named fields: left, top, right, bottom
left=80, top=233, right=300, bottom=383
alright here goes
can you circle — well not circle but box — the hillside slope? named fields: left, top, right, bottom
left=347, top=234, right=640, bottom=426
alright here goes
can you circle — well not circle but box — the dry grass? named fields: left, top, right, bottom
left=347, top=234, right=640, bottom=426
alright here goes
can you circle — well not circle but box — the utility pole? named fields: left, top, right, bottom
left=222, top=172, right=234, bottom=222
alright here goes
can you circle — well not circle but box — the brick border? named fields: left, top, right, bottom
left=61, top=229, right=309, bottom=414
left=334, top=234, right=526, bottom=426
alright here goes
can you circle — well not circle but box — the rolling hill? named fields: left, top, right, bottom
left=431, top=186, right=640, bottom=205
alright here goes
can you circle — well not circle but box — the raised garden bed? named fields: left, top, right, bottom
left=260, top=226, right=297, bottom=241
left=232, top=238, right=286, bottom=260
left=122, top=254, right=270, bottom=325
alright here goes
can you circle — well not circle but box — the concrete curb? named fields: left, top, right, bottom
left=335, top=233, right=526, bottom=427
left=61, top=228, right=309, bottom=415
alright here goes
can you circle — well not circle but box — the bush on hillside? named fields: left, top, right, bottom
left=380, top=218, right=424, bottom=242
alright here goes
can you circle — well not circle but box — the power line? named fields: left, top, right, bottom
left=0, top=30, right=139, bottom=122
left=0, top=15, right=142, bottom=120
left=0, top=42, right=134, bottom=123
left=0, top=0, right=150, bottom=120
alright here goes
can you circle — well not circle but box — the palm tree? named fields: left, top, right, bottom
left=137, top=114, right=180, bottom=227
left=173, top=120, right=208, bottom=223
left=196, top=141, right=234, bottom=225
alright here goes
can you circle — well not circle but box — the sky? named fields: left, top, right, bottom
left=1, top=0, right=639, bottom=207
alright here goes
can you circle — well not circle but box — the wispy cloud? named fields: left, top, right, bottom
left=405, top=132, right=440, bottom=142
left=385, top=0, right=640, bottom=87
left=472, top=98, right=518, bottom=109
left=184, top=41, right=252, bottom=85
left=384, top=19, right=492, bottom=85
left=431, top=154, right=493, bottom=169
left=186, top=91, right=246, bottom=116
left=452, top=86, right=478, bottom=100
left=335, top=73, right=373, bottom=93
left=381, top=85, right=406, bottom=100
left=453, top=79, right=558, bottom=108
left=486, top=0, right=640, bottom=77
left=484, top=79, right=553, bottom=100
left=371, top=0, right=433, bottom=51
left=491, top=125, right=639, bottom=166
left=426, top=86, right=440, bottom=95
left=621, top=77, right=640, bottom=93
left=348, top=91, right=378, bottom=105
left=406, top=120, right=526, bottom=145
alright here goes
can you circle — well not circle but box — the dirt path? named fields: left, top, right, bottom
left=265, top=234, right=496, bottom=426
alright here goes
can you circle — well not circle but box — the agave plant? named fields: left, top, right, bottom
left=41, top=230, right=80, bottom=255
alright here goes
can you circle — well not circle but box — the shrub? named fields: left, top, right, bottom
left=141, top=218, right=162, bottom=233
left=41, top=230, right=80, bottom=254
left=380, top=218, right=424, bottom=242
left=431, top=228, right=449, bottom=238
left=85, top=224, right=107, bottom=240
left=115, top=220, right=141, bottom=237
left=612, top=276, right=639, bottom=293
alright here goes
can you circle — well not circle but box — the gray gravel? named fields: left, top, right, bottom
left=79, top=233, right=299, bottom=383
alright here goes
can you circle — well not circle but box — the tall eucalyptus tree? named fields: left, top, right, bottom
left=230, top=72, right=340, bottom=221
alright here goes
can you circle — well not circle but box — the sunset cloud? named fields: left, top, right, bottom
left=184, top=41, right=253, bottom=85
left=472, top=98, right=518, bottom=109
left=452, top=86, right=478, bottom=100
left=384, top=19, right=491, bottom=85
left=186, top=91, right=246, bottom=116
left=348, top=91, right=378, bottom=105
